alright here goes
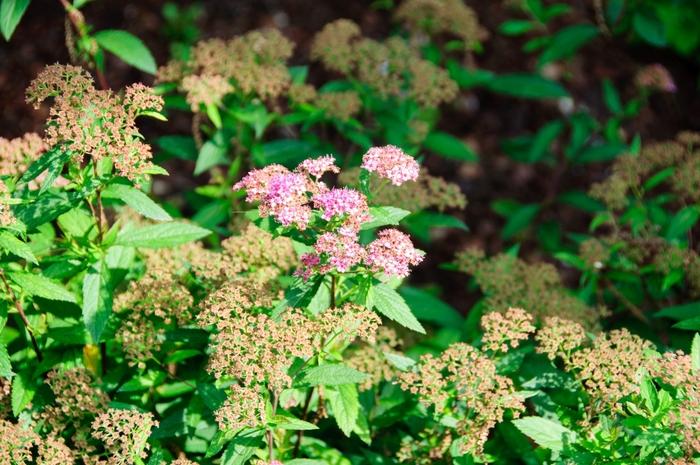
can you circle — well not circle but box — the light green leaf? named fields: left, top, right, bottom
left=297, top=364, right=368, bottom=386
left=272, top=413, right=319, bottom=431
left=93, top=29, right=157, bottom=74
left=692, top=334, right=700, bottom=373
left=115, top=222, right=211, bottom=249
left=512, top=416, right=576, bottom=452
left=0, top=0, right=29, bottom=40
left=0, top=342, right=13, bottom=378
left=384, top=352, right=415, bottom=371
left=8, top=271, right=76, bottom=302
left=361, top=206, right=411, bottom=230
left=665, top=206, right=700, bottom=241
left=11, top=373, right=34, bottom=416
left=424, top=131, right=478, bottom=162
left=487, top=73, right=569, bottom=99
left=370, top=283, right=425, bottom=334
left=0, top=231, right=36, bottom=264
left=82, top=261, right=112, bottom=343
left=328, top=384, right=359, bottom=437
left=194, top=132, right=229, bottom=175
left=103, top=183, right=172, bottom=221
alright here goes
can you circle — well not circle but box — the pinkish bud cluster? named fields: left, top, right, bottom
left=361, top=145, right=420, bottom=186
left=313, top=187, right=371, bottom=234
left=366, top=229, right=425, bottom=278
left=297, top=155, right=340, bottom=178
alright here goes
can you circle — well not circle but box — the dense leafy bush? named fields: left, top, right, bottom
left=0, top=0, right=699, bottom=464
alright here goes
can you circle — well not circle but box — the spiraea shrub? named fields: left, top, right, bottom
left=1, top=0, right=700, bottom=464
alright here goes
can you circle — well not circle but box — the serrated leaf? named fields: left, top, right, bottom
left=0, top=0, right=29, bottom=41
left=82, top=261, right=112, bottom=343
left=512, top=416, right=576, bottom=452
left=370, top=283, right=425, bottom=334
left=328, top=384, right=359, bottom=437
left=11, top=373, right=34, bottom=416
left=0, top=231, right=36, bottom=263
left=94, top=29, right=157, bottom=74
left=0, top=343, right=13, bottom=378
left=103, top=183, right=172, bottom=221
left=115, top=222, right=211, bottom=249
left=8, top=271, right=76, bottom=302
left=361, top=206, right=411, bottom=230
left=272, top=413, right=319, bottom=431
left=297, top=364, right=368, bottom=386
left=384, top=352, right=415, bottom=371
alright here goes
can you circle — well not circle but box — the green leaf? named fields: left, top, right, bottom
left=115, top=222, right=211, bottom=249
left=11, top=373, right=34, bottom=416
left=487, top=74, right=569, bottom=99
left=384, top=352, right=416, bottom=371
left=424, top=132, right=478, bottom=162
left=528, top=120, right=564, bottom=163
left=361, top=206, right=411, bottom=230
left=221, top=430, right=263, bottom=465
left=0, top=342, right=13, bottom=378
left=272, top=413, right=319, bottom=431
left=0, top=0, right=29, bottom=40
left=157, top=135, right=197, bottom=161
left=328, top=384, right=359, bottom=437
left=19, top=146, right=67, bottom=184
left=633, top=12, right=666, bottom=47
left=194, top=131, right=229, bottom=175
left=692, top=334, right=700, bottom=373
left=499, top=19, right=535, bottom=36
left=370, top=283, right=425, bottom=334
left=8, top=271, right=76, bottom=302
left=297, top=364, right=368, bottom=386
left=538, top=24, right=599, bottom=66
left=0, top=232, right=36, bottom=264
left=512, top=416, right=576, bottom=452
left=82, top=261, right=112, bottom=343
left=602, top=79, right=623, bottom=114
left=572, top=143, right=625, bottom=164
left=103, top=183, right=172, bottom=221
left=93, top=29, right=157, bottom=74
left=398, top=286, right=463, bottom=327
left=665, top=206, right=700, bottom=241
left=655, top=301, right=700, bottom=321
left=501, top=203, right=541, bottom=240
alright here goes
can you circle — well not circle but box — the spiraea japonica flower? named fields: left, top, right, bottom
left=362, top=145, right=420, bottom=186
left=365, top=228, right=425, bottom=278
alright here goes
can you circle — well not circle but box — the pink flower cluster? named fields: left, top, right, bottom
left=299, top=228, right=423, bottom=279
left=234, top=149, right=424, bottom=280
left=365, top=229, right=425, bottom=277
left=361, top=145, right=420, bottom=186
left=297, top=155, right=340, bottom=178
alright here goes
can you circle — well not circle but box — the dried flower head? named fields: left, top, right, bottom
left=214, top=385, right=267, bottom=432
left=0, top=181, right=15, bottom=227
left=535, top=317, right=587, bottom=361
left=181, top=73, right=234, bottom=111
left=37, top=435, right=75, bottom=465
left=636, top=64, right=676, bottom=92
left=315, top=90, right=362, bottom=121
left=310, top=19, right=362, bottom=74
left=480, top=307, right=535, bottom=352
left=0, top=132, right=46, bottom=177
left=362, top=145, right=420, bottom=186
left=394, top=0, right=487, bottom=49
left=26, top=64, right=163, bottom=181
left=455, top=249, right=603, bottom=329
left=569, top=329, right=654, bottom=411
left=91, top=408, right=157, bottom=465
left=408, top=60, right=458, bottom=107
left=365, top=229, right=424, bottom=278
left=0, top=419, right=38, bottom=464
left=399, top=343, right=525, bottom=456
left=347, top=327, right=403, bottom=390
